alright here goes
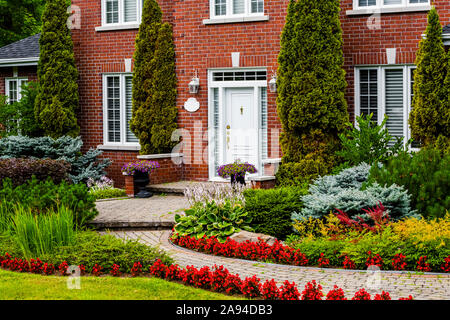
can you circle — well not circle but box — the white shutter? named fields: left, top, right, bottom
left=260, top=87, right=268, bottom=160
left=213, top=88, right=220, bottom=175
left=125, top=76, right=139, bottom=143
left=233, top=0, right=245, bottom=14
left=124, top=0, right=137, bottom=23
left=385, top=69, right=405, bottom=144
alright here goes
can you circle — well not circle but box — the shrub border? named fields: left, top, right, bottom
left=170, top=234, right=450, bottom=274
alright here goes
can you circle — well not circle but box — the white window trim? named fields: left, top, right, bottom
left=5, top=77, right=27, bottom=104
left=207, top=68, right=268, bottom=181
left=96, top=0, right=142, bottom=32
left=354, top=65, right=418, bottom=150
left=348, top=0, right=430, bottom=15
left=206, top=0, right=267, bottom=24
left=101, top=73, right=140, bottom=148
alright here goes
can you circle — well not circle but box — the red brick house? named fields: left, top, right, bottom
left=1, top=0, right=449, bottom=187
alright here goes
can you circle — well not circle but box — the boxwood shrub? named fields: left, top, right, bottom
left=243, top=187, right=308, bottom=240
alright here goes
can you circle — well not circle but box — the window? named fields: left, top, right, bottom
left=212, top=70, right=267, bottom=81
left=102, top=0, right=143, bottom=26
left=356, top=66, right=416, bottom=148
left=103, top=74, right=139, bottom=146
left=5, top=78, right=27, bottom=104
left=211, top=0, right=264, bottom=18
left=354, top=0, right=429, bottom=10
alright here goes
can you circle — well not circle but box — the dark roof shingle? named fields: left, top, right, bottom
left=0, top=33, right=40, bottom=60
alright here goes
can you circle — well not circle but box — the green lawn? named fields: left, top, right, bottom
left=0, top=269, right=240, bottom=300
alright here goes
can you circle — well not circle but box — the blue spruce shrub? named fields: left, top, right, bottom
left=292, top=163, right=415, bottom=224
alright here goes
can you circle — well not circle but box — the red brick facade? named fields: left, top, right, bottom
left=68, top=0, right=450, bottom=187
left=3, top=1, right=450, bottom=187
left=0, top=66, right=38, bottom=96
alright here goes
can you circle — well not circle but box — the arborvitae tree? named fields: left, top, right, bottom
left=276, top=0, right=349, bottom=186
left=410, top=7, right=448, bottom=149
left=131, top=0, right=178, bottom=154
left=35, top=0, right=80, bottom=138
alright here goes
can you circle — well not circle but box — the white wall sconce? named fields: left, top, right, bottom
left=269, top=72, right=277, bottom=93
left=189, top=70, right=200, bottom=94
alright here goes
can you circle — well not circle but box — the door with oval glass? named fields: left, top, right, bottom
left=224, top=87, right=258, bottom=169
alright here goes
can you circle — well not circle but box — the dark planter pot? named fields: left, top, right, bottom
left=230, top=174, right=246, bottom=186
left=133, top=171, right=153, bottom=198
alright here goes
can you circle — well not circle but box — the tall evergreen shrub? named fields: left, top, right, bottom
left=410, top=7, right=449, bottom=150
left=130, top=0, right=177, bottom=154
left=35, top=0, right=80, bottom=138
left=276, top=0, right=349, bottom=186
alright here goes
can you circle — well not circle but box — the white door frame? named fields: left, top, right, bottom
left=207, top=68, right=267, bottom=181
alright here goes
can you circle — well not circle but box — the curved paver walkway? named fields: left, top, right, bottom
left=92, top=196, right=189, bottom=228
left=105, top=230, right=450, bottom=300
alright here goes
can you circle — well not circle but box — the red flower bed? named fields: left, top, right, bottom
left=326, top=285, right=347, bottom=300
left=172, top=234, right=450, bottom=273
left=392, top=253, right=407, bottom=271
left=417, top=256, right=431, bottom=272
left=301, top=280, right=323, bottom=300
left=0, top=252, right=416, bottom=300
left=366, top=251, right=384, bottom=269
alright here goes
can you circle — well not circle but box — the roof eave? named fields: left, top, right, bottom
left=0, top=57, right=39, bottom=67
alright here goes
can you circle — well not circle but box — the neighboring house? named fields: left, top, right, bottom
left=0, top=34, right=40, bottom=104
left=1, top=1, right=449, bottom=187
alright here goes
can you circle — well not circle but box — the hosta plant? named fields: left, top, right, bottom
left=173, top=201, right=253, bottom=243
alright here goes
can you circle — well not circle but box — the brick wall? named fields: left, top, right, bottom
left=69, top=0, right=450, bottom=187
left=0, top=66, right=38, bottom=96
left=341, top=1, right=450, bottom=121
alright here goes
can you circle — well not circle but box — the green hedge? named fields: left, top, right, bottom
left=0, top=177, right=97, bottom=228
left=243, top=187, right=307, bottom=240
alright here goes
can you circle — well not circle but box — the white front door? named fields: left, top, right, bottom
left=224, top=88, right=259, bottom=169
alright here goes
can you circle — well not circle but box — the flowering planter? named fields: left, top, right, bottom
left=217, top=162, right=257, bottom=186
left=122, top=160, right=160, bottom=198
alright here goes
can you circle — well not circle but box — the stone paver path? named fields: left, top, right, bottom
left=92, top=196, right=189, bottom=229
left=105, top=230, right=450, bottom=300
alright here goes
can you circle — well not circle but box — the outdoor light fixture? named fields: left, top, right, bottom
left=269, top=73, right=277, bottom=93
left=189, top=70, right=200, bottom=94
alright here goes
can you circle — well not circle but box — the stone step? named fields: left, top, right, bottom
left=89, top=220, right=175, bottom=231
left=147, top=180, right=226, bottom=195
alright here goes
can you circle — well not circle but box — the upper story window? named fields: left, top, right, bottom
left=101, top=0, right=143, bottom=27
left=211, top=0, right=264, bottom=18
left=354, top=0, right=429, bottom=10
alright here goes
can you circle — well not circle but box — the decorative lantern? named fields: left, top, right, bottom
left=189, top=70, right=200, bottom=94
left=269, top=73, right=277, bottom=93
